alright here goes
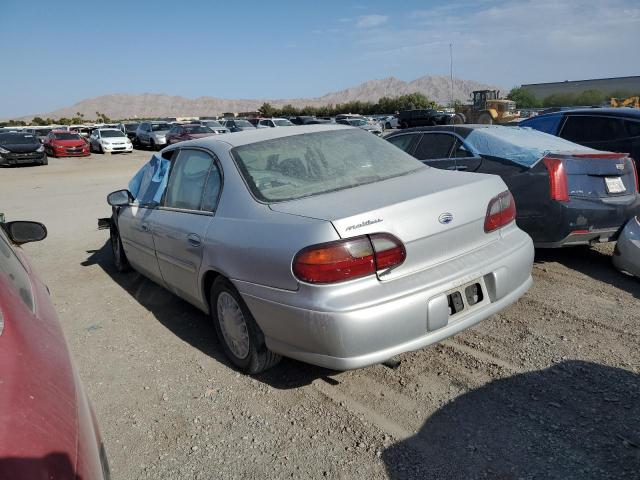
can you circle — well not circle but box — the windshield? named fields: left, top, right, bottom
left=125, top=124, right=139, bottom=131
left=274, top=119, right=294, bottom=127
left=234, top=120, right=253, bottom=128
left=232, top=129, right=424, bottom=202
left=465, top=126, right=597, bottom=167
left=37, top=129, right=52, bottom=136
left=151, top=123, right=171, bottom=131
left=184, top=125, right=214, bottom=134
left=202, top=121, right=222, bottom=128
left=0, top=133, right=38, bottom=145
left=101, top=130, right=126, bottom=138
left=348, top=119, right=368, bottom=126
left=54, top=133, right=82, bottom=140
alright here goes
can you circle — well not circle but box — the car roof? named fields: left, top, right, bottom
left=97, top=128, right=122, bottom=132
left=182, top=124, right=351, bottom=148
left=385, top=125, right=482, bottom=138
left=532, top=107, right=640, bottom=119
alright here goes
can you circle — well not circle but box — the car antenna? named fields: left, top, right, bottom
left=449, top=42, right=457, bottom=171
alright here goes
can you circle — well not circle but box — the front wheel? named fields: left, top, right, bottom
left=110, top=224, right=132, bottom=272
left=478, top=112, right=493, bottom=125
left=210, top=279, right=281, bottom=374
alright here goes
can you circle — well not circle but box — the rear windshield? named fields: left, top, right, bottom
left=203, top=121, right=223, bottom=128
left=234, top=120, right=253, bottom=128
left=54, top=133, right=82, bottom=140
left=151, top=123, right=170, bottom=131
left=274, top=119, right=293, bottom=127
left=232, top=128, right=425, bottom=202
left=465, top=126, right=596, bottom=167
left=184, top=126, right=213, bottom=134
left=101, top=130, right=125, bottom=138
left=0, top=133, right=38, bottom=145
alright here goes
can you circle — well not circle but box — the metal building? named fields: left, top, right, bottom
left=522, top=76, right=640, bottom=100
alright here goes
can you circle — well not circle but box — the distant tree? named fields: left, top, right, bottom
left=58, top=117, right=72, bottom=125
left=506, top=87, right=541, bottom=108
left=576, top=89, right=605, bottom=106
left=258, top=103, right=276, bottom=117
left=31, top=116, right=48, bottom=126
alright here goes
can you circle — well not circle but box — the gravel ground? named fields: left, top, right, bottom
left=1, top=150, right=638, bottom=480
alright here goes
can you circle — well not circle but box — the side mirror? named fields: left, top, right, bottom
left=3, top=221, right=47, bottom=245
left=107, top=189, right=133, bottom=207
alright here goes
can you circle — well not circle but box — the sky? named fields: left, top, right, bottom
left=1, top=0, right=638, bottom=118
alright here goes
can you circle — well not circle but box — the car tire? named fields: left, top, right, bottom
left=210, top=278, right=281, bottom=374
left=400, top=122, right=408, bottom=129
left=110, top=223, right=132, bottom=273
left=452, top=114, right=465, bottom=125
left=41, top=156, right=48, bottom=165
left=478, top=112, right=493, bottom=125
left=385, top=122, right=391, bottom=129
left=149, top=139, right=156, bottom=151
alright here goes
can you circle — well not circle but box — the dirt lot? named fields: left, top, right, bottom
left=1, top=151, right=639, bottom=480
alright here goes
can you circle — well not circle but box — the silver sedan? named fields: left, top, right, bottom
left=106, top=125, right=534, bottom=374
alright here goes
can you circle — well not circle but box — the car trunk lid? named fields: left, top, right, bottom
left=270, top=168, right=507, bottom=280
left=554, top=152, right=637, bottom=198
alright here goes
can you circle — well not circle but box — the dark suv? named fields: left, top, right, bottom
left=398, top=109, right=454, bottom=128
left=519, top=108, right=640, bottom=170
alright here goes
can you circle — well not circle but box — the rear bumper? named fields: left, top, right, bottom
left=236, top=226, right=534, bottom=370
left=520, top=194, right=640, bottom=247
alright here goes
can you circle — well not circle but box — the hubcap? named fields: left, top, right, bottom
left=217, top=292, right=250, bottom=360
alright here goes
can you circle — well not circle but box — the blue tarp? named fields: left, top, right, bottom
left=128, top=154, right=170, bottom=205
left=464, top=126, right=597, bottom=167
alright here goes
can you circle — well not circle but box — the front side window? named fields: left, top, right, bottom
left=232, top=128, right=424, bottom=202
left=413, top=134, right=456, bottom=160
left=520, top=114, right=562, bottom=135
left=165, top=150, right=214, bottom=210
left=0, top=230, right=34, bottom=311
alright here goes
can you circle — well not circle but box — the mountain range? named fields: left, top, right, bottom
left=18, top=75, right=501, bottom=121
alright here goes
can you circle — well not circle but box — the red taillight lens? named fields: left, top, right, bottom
left=293, top=233, right=406, bottom=284
left=484, top=190, right=516, bottom=233
left=543, top=157, right=569, bottom=201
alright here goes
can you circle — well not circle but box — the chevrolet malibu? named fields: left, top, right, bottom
left=105, top=125, right=534, bottom=374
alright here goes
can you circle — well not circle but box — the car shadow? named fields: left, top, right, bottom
left=535, top=246, right=640, bottom=300
left=383, top=361, right=640, bottom=480
left=82, top=240, right=333, bottom=389
left=0, top=452, right=82, bottom=479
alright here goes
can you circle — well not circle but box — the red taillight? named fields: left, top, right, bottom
left=484, top=190, right=516, bottom=233
left=293, top=233, right=406, bottom=284
left=543, top=157, right=569, bottom=201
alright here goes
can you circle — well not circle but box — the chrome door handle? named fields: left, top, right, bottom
left=187, top=234, right=201, bottom=247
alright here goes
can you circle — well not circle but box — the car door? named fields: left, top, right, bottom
left=151, top=148, right=219, bottom=306
left=412, top=132, right=483, bottom=172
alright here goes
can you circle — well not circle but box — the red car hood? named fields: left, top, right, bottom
left=0, top=250, right=103, bottom=479
left=52, top=140, right=87, bottom=147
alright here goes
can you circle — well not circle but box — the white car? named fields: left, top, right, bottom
left=256, top=118, right=294, bottom=128
left=382, top=115, right=399, bottom=129
left=89, top=128, right=133, bottom=154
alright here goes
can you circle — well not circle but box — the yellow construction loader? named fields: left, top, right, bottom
left=454, top=90, right=520, bottom=125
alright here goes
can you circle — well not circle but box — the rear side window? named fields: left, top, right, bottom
left=521, top=114, right=562, bottom=135
left=165, top=150, right=214, bottom=210
left=560, top=116, right=626, bottom=142
left=0, top=231, right=34, bottom=311
left=413, top=134, right=456, bottom=160
left=624, top=120, right=640, bottom=138
left=387, top=134, right=416, bottom=152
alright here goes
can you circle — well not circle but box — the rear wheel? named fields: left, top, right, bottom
left=478, top=112, right=493, bottom=125
left=210, top=278, right=281, bottom=374
left=110, top=224, right=132, bottom=273
left=452, top=114, right=465, bottom=124
left=385, top=122, right=391, bottom=129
